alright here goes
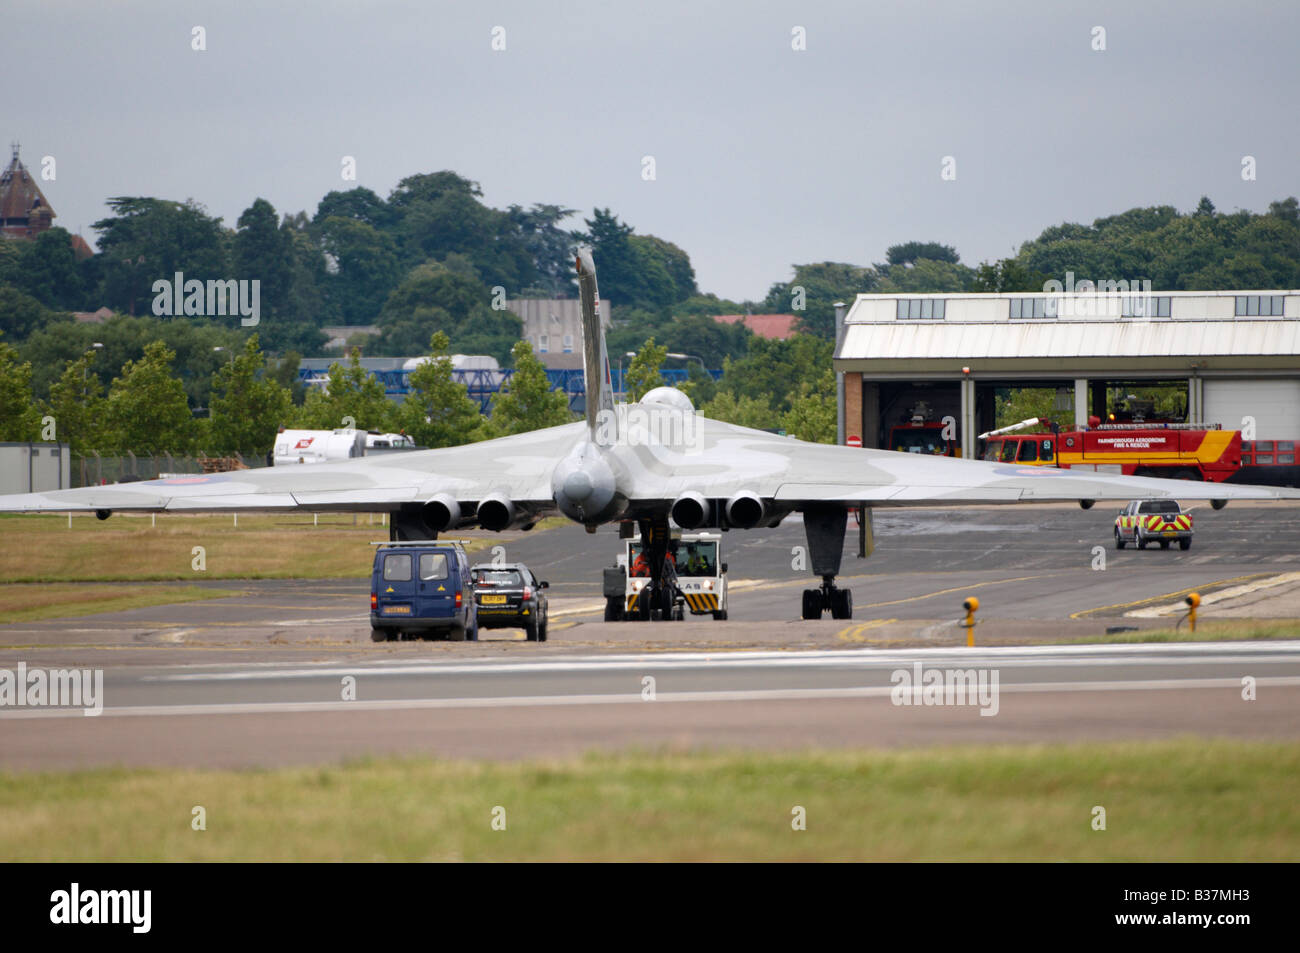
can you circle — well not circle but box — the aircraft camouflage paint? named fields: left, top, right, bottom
left=2, top=249, right=1297, bottom=620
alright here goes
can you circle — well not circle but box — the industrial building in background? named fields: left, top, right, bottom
left=0, top=442, right=70, bottom=494
left=834, top=289, right=1300, bottom=486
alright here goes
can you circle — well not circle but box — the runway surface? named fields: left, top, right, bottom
left=3, top=503, right=1297, bottom=666
left=2, top=642, right=1298, bottom=768
left=1, top=503, right=1297, bottom=769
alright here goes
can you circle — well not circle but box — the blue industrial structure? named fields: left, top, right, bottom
left=297, top=365, right=720, bottom=412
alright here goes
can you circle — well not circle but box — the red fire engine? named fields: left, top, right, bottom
left=979, top=417, right=1241, bottom=482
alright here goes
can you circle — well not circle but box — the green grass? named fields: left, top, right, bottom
left=0, top=512, right=508, bottom=582
left=0, top=583, right=240, bottom=623
left=1, top=740, right=1296, bottom=861
left=1070, top=620, right=1300, bottom=644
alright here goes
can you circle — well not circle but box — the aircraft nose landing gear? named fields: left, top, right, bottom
left=802, top=575, right=853, bottom=620
left=631, top=517, right=685, bottom=622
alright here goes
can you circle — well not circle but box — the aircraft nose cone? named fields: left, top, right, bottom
left=564, top=470, right=594, bottom=501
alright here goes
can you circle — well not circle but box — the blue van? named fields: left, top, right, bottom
left=370, top=542, right=478, bottom=642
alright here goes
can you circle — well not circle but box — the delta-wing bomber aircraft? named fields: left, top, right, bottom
left=2, top=249, right=1297, bottom=620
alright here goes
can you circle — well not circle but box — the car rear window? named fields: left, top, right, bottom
left=419, top=553, right=449, bottom=581
left=1139, top=501, right=1181, bottom=514
left=475, top=569, right=524, bottom=587
left=383, top=553, right=412, bottom=581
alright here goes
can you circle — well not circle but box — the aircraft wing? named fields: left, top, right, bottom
left=1, top=413, right=1294, bottom=528
left=0, top=422, right=584, bottom=515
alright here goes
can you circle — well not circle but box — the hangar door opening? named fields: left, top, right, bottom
left=874, top=382, right=963, bottom=453
left=1202, top=380, right=1300, bottom=441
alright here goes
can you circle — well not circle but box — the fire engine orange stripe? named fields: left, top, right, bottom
left=1198, top=430, right=1235, bottom=462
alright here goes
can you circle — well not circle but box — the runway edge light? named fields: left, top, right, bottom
left=962, top=596, right=979, bottom=646
left=1183, top=592, right=1200, bottom=633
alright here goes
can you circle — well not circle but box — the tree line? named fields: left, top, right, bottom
left=4, top=166, right=1300, bottom=452
left=0, top=331, right=573, bottom=457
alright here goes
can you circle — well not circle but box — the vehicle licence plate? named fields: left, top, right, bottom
left=480, top=594, right=507, bottom=605
left=383, top=605, right=411, bottom=615
left=1162, top=531, right=1177, bottom=537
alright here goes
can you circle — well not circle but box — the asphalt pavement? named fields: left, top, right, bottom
left=2, top=642, right=1298, bottom=768
left=2, top=502, right=1298, bottom=768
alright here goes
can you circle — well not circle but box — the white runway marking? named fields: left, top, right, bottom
left=4, top=677, right=1300, bottom=720
left=144, top=640, right=1300, bottom=682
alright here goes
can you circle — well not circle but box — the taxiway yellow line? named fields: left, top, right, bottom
left=858, top=573, right=1063, bottom=610
left=835, top=618, right=898, bottom=642
left=1068, top=573, right=1275, bottom=619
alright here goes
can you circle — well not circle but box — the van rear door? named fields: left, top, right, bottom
left=413, top=550, right=457, bottom=621
left=376, top=550, right=417, bottom=621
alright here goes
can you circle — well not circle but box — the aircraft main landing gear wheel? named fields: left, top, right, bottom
left=604, top=598, right=624, bottom=621
left=801, top=589, right=820, bottom=620
left=801, top=579, right=853, bottom=620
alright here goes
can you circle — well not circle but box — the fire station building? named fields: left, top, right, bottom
left=832, top=289, right=1300, bottom=467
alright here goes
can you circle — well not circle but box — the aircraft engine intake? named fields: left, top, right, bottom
left=476, top=493, right=517, bottom=532
left=420, top=493, right=462, bottom=533
left=725, top=491, right=767, bottom=529
left=671, top=491, right=712, bottom=529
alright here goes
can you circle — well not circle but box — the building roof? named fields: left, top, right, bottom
left=836, top=290, right=1300, bottom=374
left=0, top=145, right=54, bottom=233
left=320, top=325, right=380, bottom=349
left=72, top=307, right=114, bottom=324
left=712, top=313, right=799, bottom=339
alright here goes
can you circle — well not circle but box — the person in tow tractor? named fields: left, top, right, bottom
left=684, top=544, right=709, bottom=576
left=631, top=545, right=676, bottom=577
left=631, top=548, right=650, bottom=577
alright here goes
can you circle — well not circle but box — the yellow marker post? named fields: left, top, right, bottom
left=962, top=596, right=979, bottom=646
left=1184, top=592, right=1200, bottom=633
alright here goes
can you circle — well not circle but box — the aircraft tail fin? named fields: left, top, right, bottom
left=575, top=246, right=615, bottom=439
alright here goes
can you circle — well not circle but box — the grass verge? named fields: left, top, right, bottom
left=1070, top=620, right=1300, bottom=644
left=1, top=739, right=1296, bottom=861
left=0, top=583, right=241, bottom=624
left=0, top=512, right=517, bottom=582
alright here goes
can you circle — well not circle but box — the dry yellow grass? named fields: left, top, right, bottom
left=1071, top=620, right=1300, bottom=643
left=0, top=583, right=239, bottom=623
left=0, top=512, right=502, bottom=582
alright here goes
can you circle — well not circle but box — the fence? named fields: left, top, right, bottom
left=72, top=452, right=267, bottom=488
left=297, top=366, right=722, bottom=410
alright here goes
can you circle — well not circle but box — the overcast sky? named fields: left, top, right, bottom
left=8, top=0, right=1298, bottom=301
